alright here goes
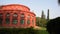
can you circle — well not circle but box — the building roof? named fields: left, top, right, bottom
left=0, top=4, right=30, bottom=11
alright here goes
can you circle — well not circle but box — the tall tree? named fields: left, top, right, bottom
left=58, top=0, right=60, bottom=5
left=40, top=10, right=46, bottom=27
left=47, top=9, right=49, bottom=21
left=41, top=10, right=45, bottom=19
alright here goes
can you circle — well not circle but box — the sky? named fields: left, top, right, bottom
left=0, top=0, right=60, bottom=19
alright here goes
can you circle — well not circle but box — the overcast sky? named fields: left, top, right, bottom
left=0, top=0, right=60, bottom=19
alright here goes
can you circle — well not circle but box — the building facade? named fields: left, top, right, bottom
left=0, top=4, right=36, bottom=28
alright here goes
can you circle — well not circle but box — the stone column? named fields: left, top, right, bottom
left=34, top=16, right=36, bottom=27
left=17, top=13, right=20, bottom=27
left=30, top=15, right=33, bottom=27
left=24, top=13, right=27, bottom=28
left=10, top=12, right=13, bottom=27
left=2, top=11, right=5, bottom=27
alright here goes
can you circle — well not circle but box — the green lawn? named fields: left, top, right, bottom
left=34, top=27, right=49, bottom=34
left=0, top=27, right=49, bottom=34
left=36, top=30, right=49, bottom=34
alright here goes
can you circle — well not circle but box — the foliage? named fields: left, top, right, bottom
left=36, top=17, right=41, bottom=26
left=36, top=17, right=47, bottom=27
left=40, top=18, right=47, bottom=27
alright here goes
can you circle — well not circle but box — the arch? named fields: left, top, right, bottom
left=20, top=13, right=25, bottom=18
left=13, top=13, right=18, bottom=17
left=12, top=13, right=18, bottom=24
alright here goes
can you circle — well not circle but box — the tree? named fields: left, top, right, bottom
left=58, top=0, right=60, bottom=5
left=36, top=17, right=41, bottom=26
left=36, top=17, right=47, bottom=27
left=41, top=10, right=45, bottom=19
left=47, top=9, right=49, bottom=21
left=40, top=10, right=47, bottom=27
left=40, top=18, right=47, bottom=27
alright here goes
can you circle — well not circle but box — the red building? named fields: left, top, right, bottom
left=0, top=4, right=36, bottom=28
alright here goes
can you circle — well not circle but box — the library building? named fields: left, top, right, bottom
left=0, top=4, right=36, bottom=28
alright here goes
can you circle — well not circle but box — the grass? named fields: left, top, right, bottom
left=0, top=27, right=49, bottom=34
left=34, top=27, right=49, bottom=34
left=36, top=30, right=49, bottom=34
left=34, top=26, right=46, bottom=30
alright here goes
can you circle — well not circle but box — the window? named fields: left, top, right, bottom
left=27, top=15, right=30, bottom=18
left=12, top=13, right=18, bottom=24
left=21, top=14, right=24, bottom=17
left=0, top=18, right=3, bottom=24
left=27, top=20, right=30, bottom=24
left=13, top=13, right=17, bottom=17
left=0, top=13, right=3, bottom=17
left=6, top=18, right=10, bottom=24
left=20, top=20, right=24, bottom=24
left=6, top=13, right=10, bottom=17
left=12, top=19, right=18, bottom=24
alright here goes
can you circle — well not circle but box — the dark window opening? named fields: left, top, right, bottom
left=12, top=19, right=18, bottom=24
left=6, top=18, right=10, bottom=24
left=27, top=20, right=30, bottom=24
left=20, top=19, right=24, bottom=24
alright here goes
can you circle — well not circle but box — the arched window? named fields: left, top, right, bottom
left=27, top=15, right=30, bottom=18
left=6, top=13, right=10, bottom=17
left=5, top=13, right=10, bottom=24
left=20, top=14, right=24, bottom=18
left=12, top=19, right=18, bottom=24
left=6, top=18, right=10, bottom=24
left=27, top=20, right=30, bottom=24
left=12, top=13, right=18, bottom=24
left=13, top=13, right=17, bottom=17
left=20, top=19, right=24, bottom=24
left=0, top=18, right=3, bottom=24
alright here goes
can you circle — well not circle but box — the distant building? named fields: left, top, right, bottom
left=0, top=4, right=36, bottom=28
